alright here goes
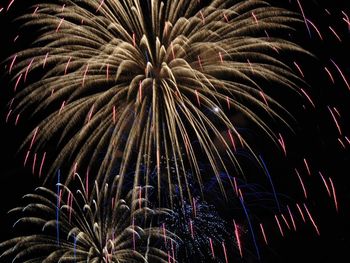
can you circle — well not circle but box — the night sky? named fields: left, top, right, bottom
left=0, top=0, right=349, bottom=262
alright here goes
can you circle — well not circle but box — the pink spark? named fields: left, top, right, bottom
left=300, top=88, right=315, bottom=108
left=252, top=12, right=258, bottom=24
left=56, top=18, right=64, bottom=32
left=233, top=220, right=243, bottom=257
left=259, top=91, right=269, bottom=106
left=346, top=136, right=350, bottom=145
left=82, top=64, right=89, bottom=87
left=199, top=11, right=205, bottom=24
left=6, top=110, right=12, bottom=123
left=303, top=203, right=320, bottom=236
left=73, top=162, right=78, bottom=179
left=222, top=242, right=228, bottom=263
left=29, top=127, right=39, bottom=150
left=233, top=177, right=238, bottom=196
left=24, top=151, right=30, bottom=167
left=319, top=171, right=331, bottom=197
left=287, top=205, right=297, bottom=231
left=13, top=35, right=19, bottom=43
left=331, top=59, right=350, bottom=91
left=306, top=19, right=323, bottom=40
left=96, top=0, right=104, bottom=12
left=32, top=153, right=37, bottom=174
left=259, top=223, right=268, bottom=245
left=59, top=101, right=66, bottom=115
left=338, top=138, right=346, bottom=149
left=39, top=152, right=46, bottom=178
left=223, top=13, right=229, bottom=23
left=226, top=96, right=230, bottom=110
left=9, top=54, right=17, bottom=74
left=329, top=177, right=339, bottom=213
left=303, top=158, right=311, bottom=176
left=87, top=105, right=94, bottom=122
left=324, top=67, right=335, bottom=84
left=281, top=214, right=291, bottom=230
left=275, top=215, right=284, bottom=237
left=296, top=0, right=311, bottom=37
left=296, top=203, right=306, bottom=223
left=15, top=114, right=20, bottom=126
left=328, top=106, right=342, bottom=135
left=14, top=73, right=22, bottom=92
left=209, top=238, right=215, bottom=258
left=6, top=0, right=15, bottom=11
left=195, top=90, right=200, bottom=106
left=293, top=61, right=304, bottom=78
left=329, top=26, right=342, bottom=42
left=43, top=53, right=49, bottom=68
left=295, top=168, right=308, bottom=199
left=24, top=58, right=34, bottom=82
left=228, top=129, right=236, bottom=152
left=219, top=52, right=224, bottom=63
left=190, top=220, right=194, bottom=238
left=64, top=57, right=72, bottom=75
left=33, top=5, right=39, bottom=14
left=278, top=133, right=287, bottom=156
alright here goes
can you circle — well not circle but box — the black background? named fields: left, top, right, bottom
left=0, top=0, right=349, bottom=262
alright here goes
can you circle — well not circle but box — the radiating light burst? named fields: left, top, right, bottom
left=0, top=173, right=177, bottom=262
left=7, top=0, right=308, bottom=201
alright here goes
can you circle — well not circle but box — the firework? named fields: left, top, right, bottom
left=0, top=173, right=176, bottom=262
left=7, top=0, right=307, bottom=201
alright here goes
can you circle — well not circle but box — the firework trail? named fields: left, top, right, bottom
left=6, top=0, right=307, bottom=202
left=0, top=173, right=177, bottom=262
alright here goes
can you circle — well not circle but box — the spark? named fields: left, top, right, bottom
left=303, top=203, right=320, bottom=236
left=329, top=177, right=339, bottom=213
left=259, top=223, right=268, bottom=245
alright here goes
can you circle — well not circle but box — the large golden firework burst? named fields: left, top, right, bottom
left=9, top=0, right=307, bottom=203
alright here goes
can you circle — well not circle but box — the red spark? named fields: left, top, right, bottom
left=303, top=203, right=320, bottom=236
left=259, top=223, right=268, bottom=245
left=329, top=177, right=339, bottom=213
left=295, top=168, right=308, bottom=199
left=275, top=215, right=284, bottom=237
left=39, top=152, right=46, bottom=178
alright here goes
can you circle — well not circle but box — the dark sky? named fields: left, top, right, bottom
left=0, top=0, right=349, bottom=262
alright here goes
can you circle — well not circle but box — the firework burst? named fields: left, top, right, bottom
left=6, top=0, right=308, bottom=202
left=0, top=173, right=176, bottom=262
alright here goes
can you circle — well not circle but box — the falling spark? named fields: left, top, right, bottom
left=303, top=203, right=320, bottom=236
left=275, top=215, right=284, bottom=237
left=329, top=26, right=342, bottom=42
left=319, top=171, right=331, bottom=197
left=329, top=177, right=339, bottom=213
left=259, top=223, right=268, bottom=245
left=233, top=220, right=243, bottom=257
left=287, top=206, right=297, bottom=231
left=296, top=0, right=311, bottom=37
left=295, top=168, right=308, bottom=199
left=331, top=59, right=350, bottom=91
